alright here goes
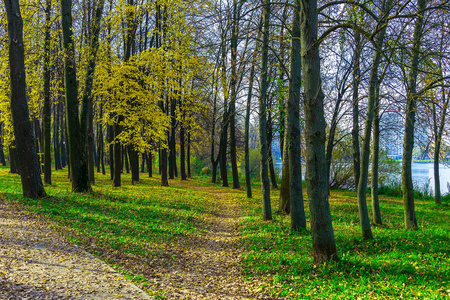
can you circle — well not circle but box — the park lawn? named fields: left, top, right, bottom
left=0, top=166, right=220, bottom=297
left=1, top=166, right=449, bottom=299
left=231, top=181, right=450, bottom=299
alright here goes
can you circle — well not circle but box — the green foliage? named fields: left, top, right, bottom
left=240, top=148, right=261, bottom=179
left=190, top=155, right=204, bottom=176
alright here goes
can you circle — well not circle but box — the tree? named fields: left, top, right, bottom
left=4, top=0, right=46, bottom=198
left=356, top=0, right=393, bottom=240
left=61, top=0, right=91, bottom=193
left=402, top=0, right=427, bottom=230
left=43, top=0, right=52, bottom=185
left=300, top=0, right=338, bottom=262
left=259, top=0, right=272, bottom=221
left=287, top=0, right=306, bottom=231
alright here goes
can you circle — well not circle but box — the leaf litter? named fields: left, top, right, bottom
left=0, top=198, right=150, bottom=299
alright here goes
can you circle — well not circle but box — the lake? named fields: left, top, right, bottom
left=275, top=161, right=450, bottom=195
left=412, top=163, right=450, bottom=195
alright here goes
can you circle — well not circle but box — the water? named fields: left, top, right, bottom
left=411, top=163, right=450, bottom=195
left=275, top=161, right=450, bottom=195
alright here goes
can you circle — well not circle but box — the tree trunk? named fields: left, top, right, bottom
left=402, top=0, right=425, bottom=230
left=108, top=124, right=115, bottom=180
left=113, top=119, right=122, bottom=186
left=61, top=0, right=90, bottom=193
left=148, top=151, right=153, bottom=177
left=371, top=86, right=382, bottom=225
left=54, top=101, right=62, bottom=170
left=9, top=145, right=18, bottom=174
left=128, top=146, right=139, bottom=184
left=300, top=0, right=338, bottom=262
left=433, top=73, right=448, bottom=204
left=4, top=0, right=46, bottom=198
left=279, top=122, right=290, bottom=213
left=187, top=131, right=191, bottom=178
left=161, top=147, right=169, bottom=186
left=180, top=121, right=187, bottom=180
left=267, top=113, right=278, bottom=189
left=60, top=116, right=67, bottom=168
left=124, top=145, right=130, bottom=173
left=356, top=0, right=391, bottom=239
left=141, top=152, right=146, bottom=173
left=352, top=32, right=361, bottom=190
left=229, top=0, right=241, bottom=189
left=43, top=0, right=52, bottom=184
left=169, top=99, right=176, bottom=179
left=288, top=0, right=306, bottom=231
left=87, top=107, right=95, bottom=185
left=259, top=0, right=272, bottom=221
left=244, top=32, right=260, bottom=198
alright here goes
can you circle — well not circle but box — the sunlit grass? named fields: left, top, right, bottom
left=1, top=167, right=449, bottom=298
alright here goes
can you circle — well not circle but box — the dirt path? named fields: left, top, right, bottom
left=146, top=181, right=270, bottom=299
left=0, top=198, right=151, bottom=300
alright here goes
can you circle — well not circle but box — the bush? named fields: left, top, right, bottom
left=201, top=167, right=211, bottom=176
left=190, top=156, right=204, bottom=176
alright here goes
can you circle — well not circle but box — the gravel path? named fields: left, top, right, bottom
left=0, top=198, right=151, bottom=300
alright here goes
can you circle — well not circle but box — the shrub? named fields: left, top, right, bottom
left=201, top=167, right=211, bottom=176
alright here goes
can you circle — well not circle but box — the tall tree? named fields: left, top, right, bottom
left=61, top=0, right=91, bottom=192
left=4, top=0, right=46, bottom=198
left=352, top=31, right=362, bottom=191
left=43, top=0, right=52, bottom=185
left=229, top=0, right=241, bottom=189
left=402, top=0, right=427, bottom=230
left=80, top=0, right=107, bottom=185
left=287, top=0, right=306, bottom=231
left=259, top=0, right=272, bottom=221
left=300, top=0, right=338, bottom=262
left=356, top=0, right=392, bottom=239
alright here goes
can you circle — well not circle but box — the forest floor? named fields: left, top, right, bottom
left=142, top=180, right=272, bottom=299
left=0, top=168, right=272, bottom=299
left=0, top=166, right=449, bottom=299
left=0, top=198, right=151, bottom=299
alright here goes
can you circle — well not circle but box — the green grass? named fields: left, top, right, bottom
left=233, top=184, right=450, bottom=299
left=0, top=166, right=217, bottom=297
left=1, top=166, right=449, bottom=298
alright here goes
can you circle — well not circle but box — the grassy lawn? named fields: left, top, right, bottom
left=1, top=166, right=449, bottom=299
left=234, top=182, right=450, bottom=299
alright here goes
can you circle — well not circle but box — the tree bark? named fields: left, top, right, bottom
left=402, top=0, right=426, bottom=230
left=356, top=0, right=391, bottom=239
left=352, top=32, right=361, bottom=191
left=4, top=0, right=46, bottom=198
left=244, top=36, right=260, bottom=198
left=300, top=0, right=338, bottom=262
left=267, top=112, right=278, bottom=189
left=279, top=120, right=290, bottom=213
left=61, top=0, right=90, bottom=192
left=43, top=0, right=52, bottom=184
left=259, top=0, right=272, bottom=221
left=9, top=145, right=18, bottom=174
left=432, top=72, right=448, bottom=204
left=128, top=146, right=139, bottom=184
left=371, top=85, right=382, bottom=225
left=229, top=0, right=241, bottom=189
left=288, top=0, right=306, bottom=231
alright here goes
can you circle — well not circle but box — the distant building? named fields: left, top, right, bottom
left=380, top=109, right=403, bottom=159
